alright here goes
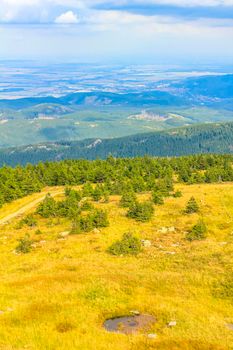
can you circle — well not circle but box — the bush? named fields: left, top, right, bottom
left=71, top=209, right=109, bottom=234
left=77, top=216, right=94, bottom=233
left=152, top=191, right=164, bottom=205
left=127, top=201, right=154, bottom=222
left=36, top=194, right=58, bottom=218
left=80, top=200, right=94, bottom=211
left=91, top=185, right=103, bottom=202
left=173, top=190, right=182, bottom=198
left=186, top=220, right=207, bottom=241
left=15, top=235, right=33, bottom=254
left=120, top=191, right=137, bottom=208
left=20, top=214, right=37, bottom=227
left=92, top=209, right=109, bottom=228
left=185, top=197, right=199, bottom=214
left=108, top=233, right=142, bottom=256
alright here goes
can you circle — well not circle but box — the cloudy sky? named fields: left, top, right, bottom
left=0, top=0, right=233, bottom=64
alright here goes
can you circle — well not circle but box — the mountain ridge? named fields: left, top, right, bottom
left=1, top=121, right=233, bottom=166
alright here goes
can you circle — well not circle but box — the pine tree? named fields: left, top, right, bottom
left=185, top=197, right=199, bottom=214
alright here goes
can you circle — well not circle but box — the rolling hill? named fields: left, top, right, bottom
left=1, top=122, right=233, bottom=166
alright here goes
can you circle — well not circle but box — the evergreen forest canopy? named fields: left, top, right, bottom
left=1, top=154, right=233, bottom=208
left=1, top=122, right=233, bottom=166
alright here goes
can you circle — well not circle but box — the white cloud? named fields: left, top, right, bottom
left=127, top=0, right=233, bottom=6
left=55, top=11, right=79, bottom=24
left=0, top=0, right=233, bottom=24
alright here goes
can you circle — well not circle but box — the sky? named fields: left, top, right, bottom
left=0, top=0, right=233, bottom=64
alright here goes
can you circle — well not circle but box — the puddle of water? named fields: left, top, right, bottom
left=104, top=314, right=156, bottom=334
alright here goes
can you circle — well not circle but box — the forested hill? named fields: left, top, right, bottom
left=1, top=122, right=233, bottom=166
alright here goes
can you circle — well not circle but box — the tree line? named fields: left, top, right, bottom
left=1, top=154, right=233, bottom=207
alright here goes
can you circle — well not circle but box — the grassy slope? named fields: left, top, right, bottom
left=0, top=183, right=232, bottom=350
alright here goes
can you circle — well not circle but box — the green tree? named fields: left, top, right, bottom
left=91, top=185, right=102, bottom=202
left=36, top=194, right=58, bottom=218
left=185, top=197, right=199, bottom=214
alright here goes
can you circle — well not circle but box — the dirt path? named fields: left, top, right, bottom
left=0, top=190, right=63, bottom=225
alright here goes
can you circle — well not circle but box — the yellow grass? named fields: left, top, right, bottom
left=0, top=183, right=232, bottom=350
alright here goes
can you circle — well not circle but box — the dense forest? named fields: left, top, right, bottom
left=1, top=154, right=233, bottom=208
left=1, top=122, right=233, bottom=166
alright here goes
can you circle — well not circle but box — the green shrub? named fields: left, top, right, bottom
left=81, top=200, right=94, bottom=211
left=35, top=229, right=42, bottom=235
left=108, top=233, right=142, bottom=256
left=92, top=209, right=109, bottom=228
left=91, top=185, right=103, bottom=202
left=20, top=214, right=37, bottom=227
left=212, top=273, right=233, bottom=301
left=186, top=220, right=207, bottom=241
left=127, top=201, right=154, bottom=222
left=152, top=191, right=164, bottom=205
left=15, top=235, right=33, bottom=254
left=120, top=191, right=137, bottom=208
left=71, top=209, right=109, bottom=234
left=36, top=194, right=58, bottom=218
left=173, top=190, right=182, bottom=198
left=185, top=197, right=199, bottom=214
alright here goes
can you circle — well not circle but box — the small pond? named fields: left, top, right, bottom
left=103, top=314, right=156, bottom=334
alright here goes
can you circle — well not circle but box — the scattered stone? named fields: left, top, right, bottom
left=141, top=240, right=152, bottom=248
left=39, top=240, right=46, bottom=245
left=168, top=321, right=177, bottom=327
left=219, top=242, right=227, bottom=246
left=0, top=311, right=4, bottom=315
left=60, top=231, right=70, bottom=237
left=93, top=228, right=100, bottom=234
left=147, top=333, right=157, bottom=339
left=226, top=323, right=233, bottom=330
left=164, top=251, right=176, bottom=255
left=171, top=243, right=180, bottom=247
left=158, top=227, right=176, bottom=234
left=158, top=227, right=168, bottom=234
left=12, top=250, right=20, bottom=255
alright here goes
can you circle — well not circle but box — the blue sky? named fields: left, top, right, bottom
left=0, top=0, right=233, bottom=64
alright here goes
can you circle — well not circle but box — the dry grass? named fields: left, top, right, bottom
left=0, top=183, right=232, bottom=349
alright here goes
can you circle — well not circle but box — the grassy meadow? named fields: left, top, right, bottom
left=0, top=183, right=232, bottom=350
